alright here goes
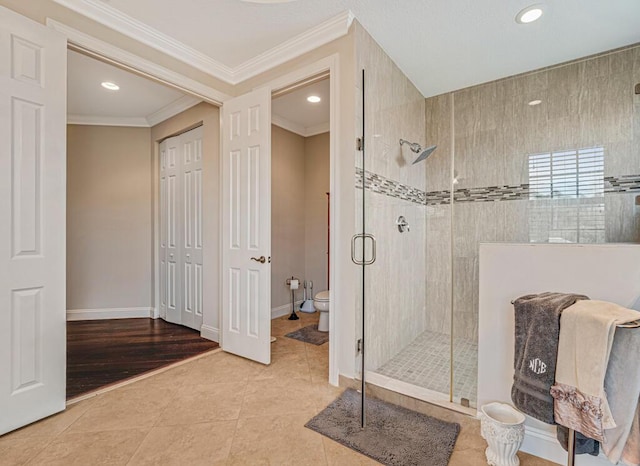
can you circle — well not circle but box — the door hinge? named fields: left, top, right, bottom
left=356, top=137, right=364, bottom=151
left=356, top=338, right=363, bottom=354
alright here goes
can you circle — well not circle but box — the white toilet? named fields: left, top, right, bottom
left=313, top=290, right=330, bottom=332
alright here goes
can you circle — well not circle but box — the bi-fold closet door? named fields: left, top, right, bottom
left=159, top=126, right=204, bottom=331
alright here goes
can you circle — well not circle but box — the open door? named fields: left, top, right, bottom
left=221, top=88, right=271, bottom=364
left=0, top=6, right=67, bottom=434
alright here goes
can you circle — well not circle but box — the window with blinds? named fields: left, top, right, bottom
left=528, top=147, right=605, bottom=243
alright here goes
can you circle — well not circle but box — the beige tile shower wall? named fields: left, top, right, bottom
left=425, top=45, right=640, bottom=342
left=271, top=125, right=306, bottom=309
left=355, top=23, right=428, bottom=371
left=67, top=125, right=152, bottom=310
left=453, top=46, right=640, bottom=189
left=424, top=95, right=453, bottom=337
left=304, top=133, right=330, bottom=296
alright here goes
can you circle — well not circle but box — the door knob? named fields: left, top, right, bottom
left=251, top=256, right=266, bottom=264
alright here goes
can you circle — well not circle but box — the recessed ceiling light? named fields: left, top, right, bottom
left=528, top=99, right=542, bottom=106
left=101, top=81, right=120, bottom=91
left=516, top=5, right=544, bottom=24
left=307, top=95, right=321, bottom=103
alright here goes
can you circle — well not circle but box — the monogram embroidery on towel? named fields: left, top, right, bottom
left=528, top=358, right=547, bottom=375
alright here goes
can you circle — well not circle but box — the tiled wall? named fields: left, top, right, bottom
left=423, top=45, right=640, bottom=350
left=355, top=22, right=428, bottom=372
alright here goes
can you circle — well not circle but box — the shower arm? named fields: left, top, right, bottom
left=399, top=139, right=422, bottom=154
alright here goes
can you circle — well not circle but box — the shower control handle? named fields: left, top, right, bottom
left=251, top=256, right=266, bottom=264
left=396, top=216, right=409, bottom=233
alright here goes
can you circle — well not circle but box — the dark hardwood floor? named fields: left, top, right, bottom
left=67, top=318, right=218, bottom=400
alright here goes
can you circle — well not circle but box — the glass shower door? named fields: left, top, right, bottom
left=353, top=68, right=371, bottom=427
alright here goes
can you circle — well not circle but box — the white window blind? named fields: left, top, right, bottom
left=528, top=147, right=605, bottom=243
left=529, top=147, right=604, bottom=199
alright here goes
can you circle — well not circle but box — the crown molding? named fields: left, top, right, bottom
left=272, top=114, right=306, bottom=137
left=146, top=95, right=202, bottom=127
left=68, top=114, right=150, bottom=127
left=47, top=19, right=231, bottom=104
left=305, top=122, right=330, bottom=137
left=51, top=1, right=353, bottom=85
left=68, top=95, right=203, bottom=128
left=272, top=114, right=329, bottom=138
left=232, top=11, right=355, bottom=83
left=52, top=0, right=235, bottom=81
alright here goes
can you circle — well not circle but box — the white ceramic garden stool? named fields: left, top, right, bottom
left=479, top=402, right=526, bottom=466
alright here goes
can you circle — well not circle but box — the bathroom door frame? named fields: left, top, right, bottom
left=258, top=55, right=340, bottom=385
left=45, top=20, right=231, bottom=339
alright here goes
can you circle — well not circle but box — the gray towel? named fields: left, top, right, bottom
left=557, top=427, right=600, bottom=456
left=512, top=292, right=589, bottom=424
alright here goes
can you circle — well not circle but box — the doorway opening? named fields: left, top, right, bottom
left=65, top=49, right=218, bottom=400
left=269, top=75, right=331, bottom=379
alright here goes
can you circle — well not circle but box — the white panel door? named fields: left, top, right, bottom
left=160, top=135, right=182, bottom=325
left=0, top=6, right=67, bottom=434
left=222, top=88, right=271, bottom=364
left=159, top=127, right=203, bottom=331
left=180, top=126, right=203, bottom=330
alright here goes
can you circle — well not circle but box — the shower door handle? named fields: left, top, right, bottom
left=351, top=234, right=376, bottom=266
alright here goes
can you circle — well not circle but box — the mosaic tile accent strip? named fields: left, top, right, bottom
left=605, top=175, right=640, bottom=193
left=355, top=169, right=640, bottom=206
left=356, top=168, right=427, bottom=204
left=453, top=185, right=530, bottom=203
left=376, top=329, right=478, bottom=405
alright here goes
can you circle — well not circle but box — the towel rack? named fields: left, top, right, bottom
left=566, top=318, right=640, bottom=466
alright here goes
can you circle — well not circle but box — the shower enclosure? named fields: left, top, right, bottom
left=355, top=20, right=640, bottom=416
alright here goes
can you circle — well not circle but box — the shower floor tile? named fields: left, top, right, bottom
left=375, top=330, right=478, bottom=404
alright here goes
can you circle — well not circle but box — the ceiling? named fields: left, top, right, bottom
left=67, top=47, right=329, bottom=131
left=272, top=78, right=330, bottom=137
left=67, top=50, right=200, bottom=126
left=58, top=0, right=640, bottom=97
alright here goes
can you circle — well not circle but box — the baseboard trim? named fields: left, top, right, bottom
left=271, top=300, right=304, bottom=319
left=521, top=425, right=609, bottom=465
left=66, top=307, right=155, bottom=321
left=200, top=324, right=219, bottom=343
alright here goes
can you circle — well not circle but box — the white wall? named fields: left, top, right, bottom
left=478, top=243, right=640, bottom=466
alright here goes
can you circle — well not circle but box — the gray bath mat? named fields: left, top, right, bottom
left=285, top=325, right=329, bottom=345
left=305, top=389, right=460, bottom=466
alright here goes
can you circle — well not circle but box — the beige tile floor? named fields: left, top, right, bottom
left=0, top=313, right=555, bottom=465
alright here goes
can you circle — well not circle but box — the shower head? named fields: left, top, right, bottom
left=399, top=139, right=438, bottom=165
left=412, top=144, right=437, bottom=165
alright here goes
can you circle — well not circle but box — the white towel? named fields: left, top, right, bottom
left=551, top=300, right=640, bottom=442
